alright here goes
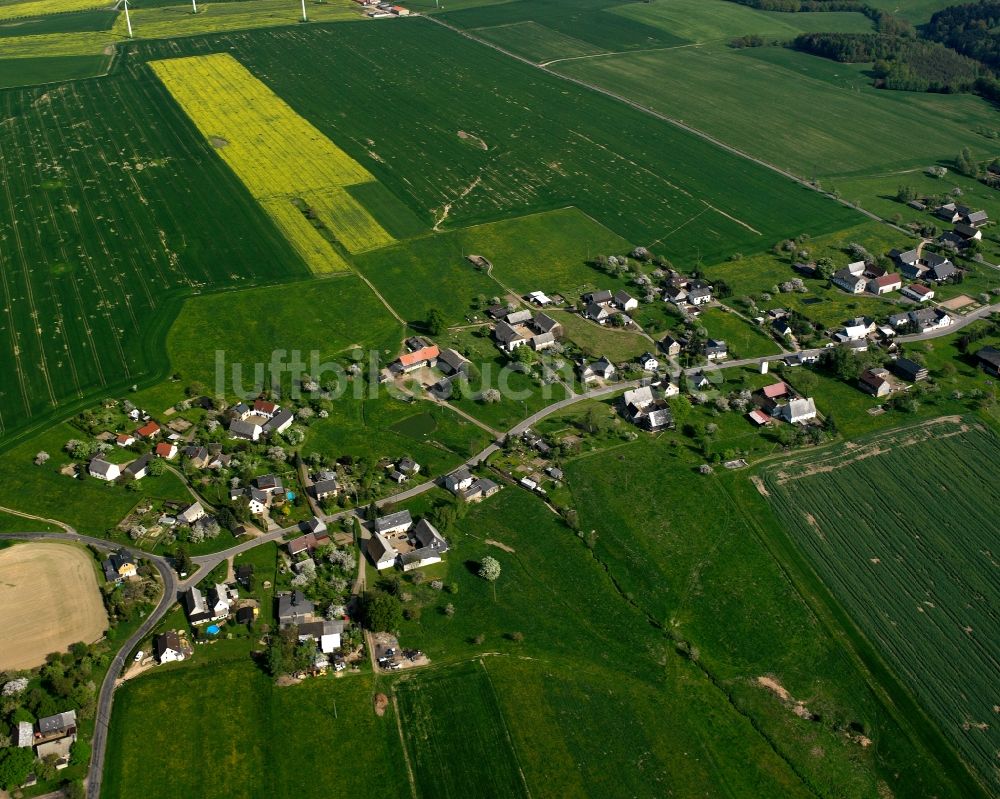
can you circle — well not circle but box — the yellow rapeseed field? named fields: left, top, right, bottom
left=260, top=197, right=352, bottom=275
left=300, top=188, right=395, bottom=254
left=0, top=0, right=106, bottom=22
left=150, top=53, right=393, bottom=272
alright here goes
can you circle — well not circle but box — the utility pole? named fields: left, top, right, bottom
left=301, top=0, right=308, bottom=22
left=124, top=0, right=133, bottom=38
left=192, top=0, right=198, bottom=13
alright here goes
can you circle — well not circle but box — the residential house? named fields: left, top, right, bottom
left=122, top=453, right=152, bottom=481
left=772, top=318, right=794, bottom=338
left=859, top=368, right=892, bottom=397
left=183, top=445, right=211, bottom=468
left=583, top=302, right=612, bottom=325
left=621, top=386, right=674, bottom=431
left=689, top=370, right=712, bottom=390
left=253, top=399, right=278, bottom=418
left=208, top=584, right=235, bottom=619
left=34, top=710, right=77, bottom=766
left=231, top=403, right=251, bottom=420
left=177, top=502, right=206, bottom=526
left=965, top=209, right=989, bottom=227
left=153, top=631, right=189, bottom=664
left=135, top=421, right=161, bottom=439
left=704, top=339, right=728, bottom=361
left=868, top=273, right=901, bottom=295
left=276, top=591, right=315, bottom=626
left=155, top=442, right=178, bottom=460
left=254, top=474, right=283, bottom=494
left=461, top=477, right=500, bottom=503
left=374, top=509, right=413, bottom=536
left=182, top=586, right=213, bottom=625
left=687, top=285, right=712, bottom=306
left=747, top=409, right=771, bottom=426
left=235, top=564, right=254, bottom=589
left=893, top=357, right=928, bottom=382
left=89, top=458, right=120, bottom=481
left=831, top=262, right=867, bottom=294
left=311, top=471, right=339, bottom=501
left=398, top=457, right=420, bottom=477
left=638, top=352, right=659, bottom=372
left=366, top=533, right=398, bottom=570
left=954, top=222, right=982, bottom=240
left=116, top=434, right=135, bottom=448
left=910, top=308, right=953, bottom=333
left=494, top=320, right=529, bottom=352
left=613, top=290, right=638, bottom=312
left=579, top=356, right=615, bottom=382
left=297, top=620, right=344, bottom=654
left=229, top=418, right=262, bottom=441
left=527, top=291, right=552, bottom=306
left=584, top=290, right=613, bottom=306
left=102, top=550, right=137, bottom=584
left=288, top=527, right=330, bottom=558
left=393, top=345, right=440, bottom=373
left=659, top=335, right=682, bottom=357
left=400, top=519, right=449, bottom=571
left=975, top=346, right=1000, bottom=376
left=531, top=331, right=556, bottom=351
left=263, top=409, right=294, bottom=435
left=444, top=467, right=475, bottom=495
left=902, top=284, right=934, bottom=302
left=663, top=287, right=688, bottom=305
left=778, top=398, right=817, bottom=425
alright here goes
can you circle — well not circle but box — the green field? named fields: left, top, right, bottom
left=764, top=418, right=1000, bottom=793
left=471, top=19, right=610, bottom=64
left=0, top=60, right=308, bottom=443
left=549, top=308, right=649, bottom=361
left=102, top=660, right=409, bottom=799
left=134, top=22, right=860, bottom=263
left=556, top=42, right=1000, bottom=180
left=395, top=661, right=529, bottom=799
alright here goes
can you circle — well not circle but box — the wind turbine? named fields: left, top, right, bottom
left=123, top=0, right=133, bottom=38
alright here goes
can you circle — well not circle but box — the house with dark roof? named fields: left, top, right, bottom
left=444, top=467, right=474, bottom=495
left=975, top=346, right=1000, bottom=377
left=102, top=550, right=137, bottom=584
left=584, top=289, right=613, bottom=305
left=229, top=418, right=262, bottom=441
left=276, top=591, right=315, bottom=626
left=580, top=356, right=615, bottom=382
left=613, top=290, right=638, bottom=312
left=263, top=409, right=294, bottom=435
left=859, top=368, right=892, bottom=397
left=154, top=631, right=189, bottom=663
left=687, top=285, right=712, bottom=305
left=374, top=510, right=413, bottom=536
left=832, top=263, right=867, bottom=294
left=182, top=586, right=213, bottom=625
left=892, top=357, right=928, bottom=382
left=704, top=339, right=728, bottom=361
left=437, top=348, right=471, bottom=376
left=89, top=458, right=120, bottom=481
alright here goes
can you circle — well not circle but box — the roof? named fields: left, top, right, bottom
left=687, top=285, right=711, bottom=298
left=533, top=312, right=559, bottom=334
left=229, top=419, right=261, bottom=437
left=871, top=273, right=901, bottom=288
left=123, top=453, right=152, bottom=477
left=366, top=532, right=396, bottom=564
left=398, top=345, right=440, bottom=368
left=136, top=421, right=160, bottom=437
left=254, top=399, right=278, bottom=414
left=966, top=209, right=988, bottom=224
left=413, top=518, right=448, bottom=551
left=748, top=409, right=770, bottom=425
left=254, top=474, right=283, bottom=492
left=785, top=398, right=817, bottom=419
left=761, top=382, right=788, bottom=399
left=312, top=477, right=339, bottom=495
left=264, top=409, right=294, bottom=431
left=448, top=466, right=472, bottom=483
left=906, top=283, right=933, bottom=296
left=89, top=458, right=117, bottom=477
left=277, top=590, right=315, bottom=621
left=154, top=630, right=182, bottom=657
left=613, top=289, right=636, bottom=304
left=976, top=346, right=1000, bottom=367
left=155, top=442, right=175, bottom=457
left=437, top=348, right=470, bottom=372
left=505, top=309, right=532, bottom=325
left=893, top=357, right=927, bottom=378
left=37, top=710, right=76, bottom=736
left=860, top=369, right=889, bottom=389
left=587, top=289, right=613, bottom=303
left=374, top=509, right=413, bottom=533
left=623, top=386, right=654, bottom=408
left=494, top=321, right=524, bottom=344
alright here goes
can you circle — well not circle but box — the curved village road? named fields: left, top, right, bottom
left=0, top=301, right=996, bottom=797
left=0, top=532, right=176, bottom=799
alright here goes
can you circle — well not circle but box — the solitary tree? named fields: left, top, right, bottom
left=426, top=308, right=446, bottom=336
left=479, top=555, right=501, bottom=600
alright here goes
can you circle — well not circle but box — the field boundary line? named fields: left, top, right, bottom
left=391, top=693, right=419, bottom=799
left=479, top=657, right=533, bottom=798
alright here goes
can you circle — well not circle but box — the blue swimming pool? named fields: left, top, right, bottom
left=206, top=625, right=221, bottom=635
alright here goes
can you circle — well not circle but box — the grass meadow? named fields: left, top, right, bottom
left=764, top=419, right=1000, bottom=795
left=102, top=660, right=409, bottom=799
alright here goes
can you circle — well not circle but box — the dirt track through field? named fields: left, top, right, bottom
left=0, top=542, right=107, bottom=669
